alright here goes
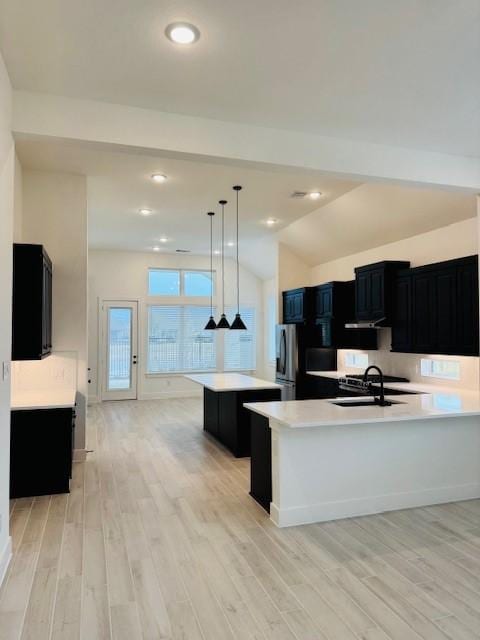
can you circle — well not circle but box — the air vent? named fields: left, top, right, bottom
left=175, top=249, right=190, bottom=253
left=290, top=191, right=308, bottom=199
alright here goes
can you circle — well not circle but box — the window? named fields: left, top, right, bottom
left=147, top=305, right=216, bottom=372
left=420, top=358, right=460, bottom=380
left=148, top=268, right=213, bottom=297
left=267, top=295, right=276, bottom=363
left=224, top=307, right=256, bottom=371
left=148, top=270, right=180, bottom=296
left=184, top=270, right=213, bottom=296
left=344, top=352, right=369, bottom=369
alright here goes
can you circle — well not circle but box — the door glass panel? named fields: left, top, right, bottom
left=108, top=307, right=132, bottom=390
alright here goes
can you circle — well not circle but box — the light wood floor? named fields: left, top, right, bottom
left=1, top=398, right=480, bottom=640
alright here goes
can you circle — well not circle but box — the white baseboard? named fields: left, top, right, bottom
left=73, top=448, right=87, bottom=462
left=0, top=536, right=12, bottom=588
left=138, top=390, right=202, bottom=400
left=87, top=395, right=99, bottom=405
left=270, top=483, right=480, bottom=528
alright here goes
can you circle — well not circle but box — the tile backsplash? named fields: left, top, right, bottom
left=338, top=328, right=479, bottom=391
left=11, top=351, right=77, bottom=393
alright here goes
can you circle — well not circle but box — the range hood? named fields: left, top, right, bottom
left=345, top=317, right=386, bottom=329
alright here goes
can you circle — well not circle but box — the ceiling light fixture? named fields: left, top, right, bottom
left=227, top=241, right=235, bottom=247
left=214, top=249, right=220, bottom=255
left=230, top=186, right=247, bottom=331
left=153, top=246, right=160, bottom=252
left=159, top=237, right=169, bottom=243
left=165, top=22, right=200, bottom=45
left=266, top=218, right=278, bottom=226
left=204, top=212, right=217, bottom=331
left=216, top=199, right=230, bottom=330
left=151, top=173, right=167, bottom=183
left=139, top=208, right=152, bottom=216
left=309, top=191, right=322, bottom=200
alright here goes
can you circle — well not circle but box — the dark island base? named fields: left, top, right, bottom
left=203, top=387, right=280, bottom=458
left=249, top=412, right=272, bottom=512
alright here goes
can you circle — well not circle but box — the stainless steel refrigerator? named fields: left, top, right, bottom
left=275, top=324, right=336, bottom=400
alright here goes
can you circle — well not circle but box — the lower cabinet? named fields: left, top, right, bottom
left=203, top=388, right=281, bottom=458
left=10, top=407, right=75, bottom=498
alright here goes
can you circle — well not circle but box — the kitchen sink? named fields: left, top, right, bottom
left=329, top=398, right=405, bottom=408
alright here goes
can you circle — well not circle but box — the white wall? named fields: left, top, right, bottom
left=88, top=249, right=264, bottom=401
left=13, top=153, right=22, bottom=242
left=309, top=218, right=479, bottom=390
left=21, top=170, right=88, bottom=450
left=310, top=218, right=478, bottom=284
left=0, top=53, right=13, bottom=584
left=277, top=242, right=310, bottom=302
left=262, top=277, right=277, bottom=381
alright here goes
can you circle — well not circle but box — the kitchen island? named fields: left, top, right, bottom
left=245, top=391, right=480, bottom=527
left=185, top=373, right=281, bottom=457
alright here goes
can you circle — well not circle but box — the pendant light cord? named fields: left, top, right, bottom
left=236, top=189, right=240, bottom=314
left=221, top=202, right=225, bottom=315
left=210, top=213, right=213, bottom=316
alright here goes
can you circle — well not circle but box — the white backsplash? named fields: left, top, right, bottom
left=11, top=351, right=77, bottom=394
left=338, top=328, right=480, bottom=391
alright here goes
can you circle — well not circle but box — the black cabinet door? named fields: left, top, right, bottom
left=370, top=269, right=385, bottom=319
left=355, top=271, right=371, bottom=320
left=10, top=408, right=73, bottom=498
left=204, top=388, right=219, bottom=437
left=283, top=289, right=308, bottom=323
left=315, top=285, right=333, bottom=318
left=391, top=276, right=412, bottom=352
left=435, top=267, right=457, bottom=354
left=456, top=261, right=479, bottom=355
left=412, top=271, right=436, bottom=353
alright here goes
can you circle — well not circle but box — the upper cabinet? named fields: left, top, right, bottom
left=354, top=261, right=410, bottom=324
left=282, top=287, right=315, bottom=324
left=391, top=255, right=479, bottom=356
left=12, top=243, right=53, bottom=361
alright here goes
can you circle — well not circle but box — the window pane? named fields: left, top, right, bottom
left=108, top=307, right=132, bottom=389
left=267, top=296, right=276, bottom=363
left=148, top=269, right=180, bottom=296
left=147, top=305, right=216, bottom=373
left=224, top=307, right=256, bottom=371
left=184, top=271, right=213, bottom=296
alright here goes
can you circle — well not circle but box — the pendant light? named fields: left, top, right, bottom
left=204, top=211, right=217, bottom=330
left=216, top=199, right=230, bottom=329
left=230, top=185, right=247, bottom=330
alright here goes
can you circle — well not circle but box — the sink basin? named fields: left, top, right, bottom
left=330, top=398, right=405, bottom=408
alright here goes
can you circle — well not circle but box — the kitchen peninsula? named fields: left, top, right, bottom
left=186, top=373, right=281, bottom=457
left=245, top=390, right=480, bottom=527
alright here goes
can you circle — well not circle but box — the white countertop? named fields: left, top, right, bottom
left=11, top=389, right=77, bottom=411
left=245, top=391, right=480, bottom=429
left=185, top=373, right=282, bottom=392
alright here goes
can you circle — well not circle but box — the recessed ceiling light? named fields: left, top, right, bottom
left=266, top=218, right=278, bottom=226
left=227, top=241, right=235, bottom=247
left=159, top=237, right=169, bottom=243
left=214, top=249, right=221, bottom=255
left=165, top=22, right=200, bottom=45
left=153, top=246, right=160, bottom=252
left=309, top=191, right=323, bottom=200
left=151, top=173, right=167, bottom=183
left=139, top=208, right=152, bottom=216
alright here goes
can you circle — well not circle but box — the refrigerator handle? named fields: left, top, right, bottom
left=281, top=330, right=287, bottom=375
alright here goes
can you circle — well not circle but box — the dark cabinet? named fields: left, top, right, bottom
left=12, top=243, right=53, bottom=360
left=314, top=281, right=377, bottom=350
left=354, top=261, right=410, bottom=323
left=282, top=287, right=315, bottom=324
left=10, top=407, right=75, bottom=498
left=391, top=255, right=479, bottom=356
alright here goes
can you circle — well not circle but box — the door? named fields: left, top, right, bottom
left=102, top=301, right=138, bottom=400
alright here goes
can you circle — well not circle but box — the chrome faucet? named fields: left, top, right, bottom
left=362, top=365, right=387, bottom=406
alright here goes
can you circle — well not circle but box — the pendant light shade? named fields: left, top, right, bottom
left=230, top=185, right=247, bottom=330
left=216, top=199, right=230, bottom=329
left=204, top=211, right=217, bottom=330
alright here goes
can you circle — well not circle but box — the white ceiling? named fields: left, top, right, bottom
left=2, top=0, right=479, bottom=157
left=278, top=183, right=477, bottom=266
left=15, top=137, right=358, bottom=277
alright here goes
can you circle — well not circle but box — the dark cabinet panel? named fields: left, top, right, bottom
left=12, top=243, right=53, bottom=360
left=391, top=255, right=478, bottom=356
left=204, top=388, right=219, bottom=437
left=354, top=261, right=410, bottom=324
left=249, top=412, right=272, bottom=512
left=315, top=284, right=334, bottom=317
left=10, top=407, right=74, bottom=498
left=391, top=275, right=412, bottom=352
left=282, top=287, right=315, bottom=324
